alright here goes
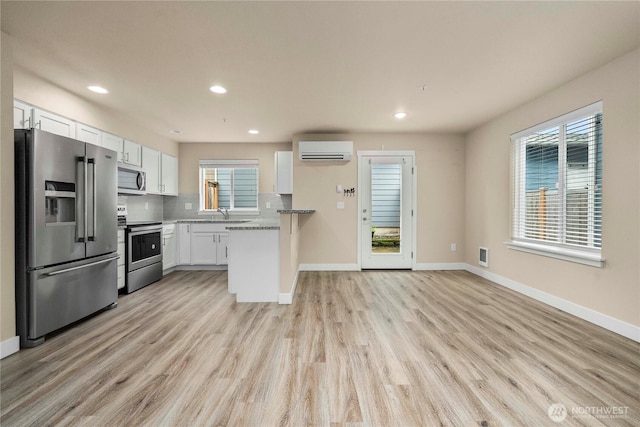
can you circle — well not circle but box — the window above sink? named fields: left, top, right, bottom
left=198, top=159, right=259, bottom=214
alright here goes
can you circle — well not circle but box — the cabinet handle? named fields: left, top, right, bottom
left=187, top=225, right=190, bottom=233
left=125, top=152, right=129, bottom=162
left=226, top=246, right=228, bottom=258
left=24, top=117, right=30, bottom=128
left=36, top=120, right=42, bottom=129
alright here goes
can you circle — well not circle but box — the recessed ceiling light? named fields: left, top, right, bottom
left=170, top=130, right=183, bottom=135
left=248, top=129, right=259, bottom=135
left=394, top=112, right=407, bottom=119
left=209, top=85, right=227, bottom=94
left=87, top=85, right=108, bottom=94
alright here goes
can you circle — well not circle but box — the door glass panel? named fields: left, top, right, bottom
left=371, top=164, right=401, bottom=254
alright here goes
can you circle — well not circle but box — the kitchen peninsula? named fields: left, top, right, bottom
left=226, top=209, right=315, bottom=303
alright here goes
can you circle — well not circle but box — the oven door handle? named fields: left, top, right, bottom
left=44, top=255, right=120, bottom=276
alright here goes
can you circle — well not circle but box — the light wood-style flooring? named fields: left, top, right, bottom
left=1, top=270, right=639, bottom=426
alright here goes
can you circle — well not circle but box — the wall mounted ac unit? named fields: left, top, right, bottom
left=299, top=141, right=353, bottom=161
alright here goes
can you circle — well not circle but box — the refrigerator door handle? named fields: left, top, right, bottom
left=44, top=255, right=120, bottom=276
left=76, top=157, right=86, bottom=242
left=88, top=158, right=97, bottom=241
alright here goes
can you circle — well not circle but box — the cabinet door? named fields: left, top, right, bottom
left=163, top=231, right=177, bottom=271
left=161, top=153, right=178, bottom=196
left=190, top=232, right=217, bottom=265
left=33, top=108, right=76, bottom=138
left=177, top=224, right=191, bottom=265
left=142, top=147, right=161, bottom=194
left=102, top=132, right=124, bottom=162
left=76, top=123, right=102, bottom=146
left=275, top=151, right=293, bottom=194
left=14, top=100, right=32, bottom=129
left=117, top=230, right=126, bottom=290
left=123, top=139, right=141, bottom=166
left=216, top=232, right=229, bottom=265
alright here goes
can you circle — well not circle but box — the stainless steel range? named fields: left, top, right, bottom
left=124, top=222, right=163, bottom=293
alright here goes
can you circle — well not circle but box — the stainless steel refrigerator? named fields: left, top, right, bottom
left=15, top=129, right=119, bottom=347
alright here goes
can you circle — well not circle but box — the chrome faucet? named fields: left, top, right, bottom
left=217, top=207, right=230, bottom=220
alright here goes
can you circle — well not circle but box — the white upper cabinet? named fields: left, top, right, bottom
left=142, top=146, right=162, bottom=194
left=13, top=100, right=178, bottom=193
left=161, top=153, right=178, bottom=196
left=123, top=139, right=142, bottom=166
left=101, top=132, right=124, bottom=162
left=33, top=108, right=76, bottom=138
left=275, top=151, right=293, bottom=194
left=142, top=148, right=177, bottom=196
left=76, top=123, right=102, bottom=146
left=13, top=100, right=32, bottom=129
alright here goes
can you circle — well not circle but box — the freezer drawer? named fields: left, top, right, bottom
left=26, top=254, right=118, bottom=344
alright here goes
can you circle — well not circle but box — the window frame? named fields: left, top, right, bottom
left=198, top=159, right=259, bottom=214
left=508, top=101, right=604, bottom=268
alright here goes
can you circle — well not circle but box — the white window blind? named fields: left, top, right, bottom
left=511, top=102, right=602, bottom=262
left=199, top=160, right=259, bottom=211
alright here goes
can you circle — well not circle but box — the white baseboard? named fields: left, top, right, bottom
left=464, top=264, right=640, bottom=343
left=279, top=269, right=300, bottom=305
left=1, top=336, right=20, bottom=359
left=175, top=265, right=228, bottom=271
left=414, top=262, right=467, bottom=270
left=299, top=263, right=360, bottom=271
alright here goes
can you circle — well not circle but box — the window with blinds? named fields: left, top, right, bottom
left=511, top=102, right=602, bottom=259
left=199, top=160, right=259, bottom=211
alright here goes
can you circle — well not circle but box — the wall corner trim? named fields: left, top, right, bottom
left=464, top=264, right=640, bottom=343
left=279, top=269, right=300, bottom=305
left=1, top=336, right=20, bottom=359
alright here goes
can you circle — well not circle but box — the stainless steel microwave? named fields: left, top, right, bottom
left=117, top=164, right=146, bottom=195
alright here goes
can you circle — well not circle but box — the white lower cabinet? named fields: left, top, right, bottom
left=217, top=233, right=229, bottom=265
left=162, top=224, right=176, bottom=272
left=190, top=231, right=217, bottom=265
left=176, top=223, right=229, bottom=266
left=117, top=229, right=126, bottom=290
left=177, top=224, right=191, bottom=265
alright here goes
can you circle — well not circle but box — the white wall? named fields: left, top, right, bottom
left=293, top=133, right=466, bottom=267
left=464, top=48, right=640, bottom=328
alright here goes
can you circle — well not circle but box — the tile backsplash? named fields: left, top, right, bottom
left=118, top=194, right=164, bottom=222
left=162, top=193, right=292, bottom=220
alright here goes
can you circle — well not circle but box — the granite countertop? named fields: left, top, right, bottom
left=225, top=218, right=280, bottom=230
left=277, top=209, right=316, bottom=214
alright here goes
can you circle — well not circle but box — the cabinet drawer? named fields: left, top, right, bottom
left=191, top=223, right=227, bottom=233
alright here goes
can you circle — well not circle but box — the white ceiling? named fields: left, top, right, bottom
left=2, top=1, right=639, bottom=143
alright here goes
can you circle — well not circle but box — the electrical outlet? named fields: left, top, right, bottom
left=337, top=201, right=345, bottom=209
left=451, top=243, right=457, bottom=252
left=144, top=202, right=149, bottom=210
left=185, top=202, right=192, bottom=210
left=266, top=201, right=271, bottom=209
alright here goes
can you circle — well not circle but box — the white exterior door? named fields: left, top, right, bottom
left=359, top=153, right=414, bottom=269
